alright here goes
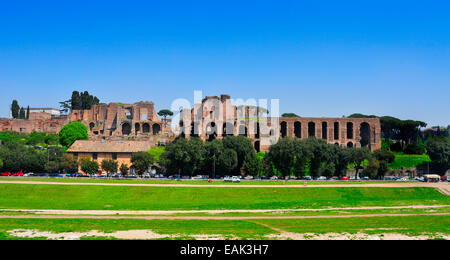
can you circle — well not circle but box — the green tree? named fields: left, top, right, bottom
left=120, top=163, right=129, bottom=176
left=71, top=91, right=81, bottom=110
left=222, top=136, right=256, bottom=173
left=131, top=152, right=154, bottom=176
left=348, top=148, right=372, bottom=179
left=281, top=113, right=300, bottom=118
left=19, top=107, right=25, bottom=119
left=303, top=138, right=336, bottom=178
left=217, top=149, right=238, bottom=175
left=101, top=159, right=118, bottom=174
left=61, top=154, right=79, bottom=173
left=365, top=158, right=380, bottom=179
left=58, top=121, right=89, bottom=147
left=0, top=141, right=46, bottom=173
left=45, top=161, right=60, bottom=173
left=160, top=138, right=205, bottom=176
left=244, top=155, right=264, bottom=177
left=26, top=106, right=30, bottom=120
left=11, top=100, right=20, bottom=119
left=158, top=109, right=174, bottom=127
left=0, top=158, right=3, bottom=169
left=80, top=159, right=99, bottom=175
left=426, top=136, right=450, bottom=175
left=204, top=139, right=224, bottom=177
left=374, top=149, right=395, bottom=179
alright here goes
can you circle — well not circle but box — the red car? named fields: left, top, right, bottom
left=0, top=172, right=12, bottom=176
left=13, top=172, right=24, bottom=176
left=341, top=177, right=349, bottom=181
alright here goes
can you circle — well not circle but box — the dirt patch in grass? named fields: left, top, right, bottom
left=7, top=229, right=233, bottom=240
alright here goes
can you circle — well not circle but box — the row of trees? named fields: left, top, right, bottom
left=10, top=100, right=30, bottom=119
left=266, top=137, right=396, bottom=179
left=160, top=136, right=257, bottom=177
left=157, top=136, right=399, bottom=179
left=59, top=91, right=100, bottom=113
left=349, top=114, right=427, bottom=147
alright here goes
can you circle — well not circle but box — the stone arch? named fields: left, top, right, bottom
left=239, top=125, right=248, bottom=137
left=152, top=124, right=161, bottom=135
left=223, top=122, right=234, bottom=137
left=122, top=122, right=131, bottom=136
left=206, top=122, right=217, bottom=141
left=191, top=122, right=199, bottom=137
left=347, top=142, right=354, bottom=148
left=308, top=122, right=316, bottom=138
left=294, top=122, right=301, bottom=138
left=334, top=122, right=339, bottom=140
left=135, top=123, right=140, bottom=135
left=280, top=122, right=287, bottom=138
left=142, top=123, right=150, bottom=134
left=360, top=122, right=371, bottom=148
left=347, top=122, right=354, bottom=139
left=255, top=122, right=260, bottom=139
left=254, top=141, right=261, bottom=153
left=322, top=122, right=328, bottom=140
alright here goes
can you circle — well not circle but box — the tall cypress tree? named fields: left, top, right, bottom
left=19, top=107, right=25, bottom=119
left=26, top=106, right=30, bottom=119
left=11, top=100, right=20, bottom=119
left=71, top=91, right=81, bottom=110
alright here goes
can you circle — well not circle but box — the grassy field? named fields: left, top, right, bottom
left=259, top=215, right=450, bottom=237
left=0, top=215, right=448, bottom=240
left=0, top=180, right=449, bottom=240
left=0, top=177, right=414, bottom=185
left=0, top=183, right=449, bottom=211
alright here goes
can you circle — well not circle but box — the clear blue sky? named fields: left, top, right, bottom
left=1, top=0, right=449, bottom=126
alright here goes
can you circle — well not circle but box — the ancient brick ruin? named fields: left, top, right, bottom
left=178, top=94, right=381, bottom=152
left=1, top=95, right=381, bottom=151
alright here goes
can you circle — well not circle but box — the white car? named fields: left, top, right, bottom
left=317, top=176, right=327, bottom=181
left=231, top=176, right=241, bottom=183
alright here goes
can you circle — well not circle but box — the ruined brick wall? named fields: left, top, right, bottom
left=277, top=117, right=381, bottom=151
left=68, top=101, right=170, bottom=139
left=179, top=94, right=382, bottom=153
left=0, top=116, right=68, bottom=134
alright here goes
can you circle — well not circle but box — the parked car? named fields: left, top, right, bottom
left=270, top=176, right=279, bottom=181
left=13, top=172, right=24, bottom=176
left=231, top=176, right=241, bottom=183
left=440, top=176, right=447, bottom=182
left=0, top=172, right=11, bottom=176
left=341, top=177, right=349, bottom=181
left=316, top=176, right=327, bottom=181
left=191, top=175, right=205, bottom=180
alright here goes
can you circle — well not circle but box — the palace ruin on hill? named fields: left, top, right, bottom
left=1, top=94, right=381, bottom=152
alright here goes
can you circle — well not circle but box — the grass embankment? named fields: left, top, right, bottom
left=389, top=153, right=432, bottom=170
left=0, top=215, right=449, bottom=240
left=0, top=184, right=448, bottom=211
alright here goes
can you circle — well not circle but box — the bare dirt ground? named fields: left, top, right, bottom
left=8, top=228, right=447, bottom=240
left=1, top=205, right=448, bottom=216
